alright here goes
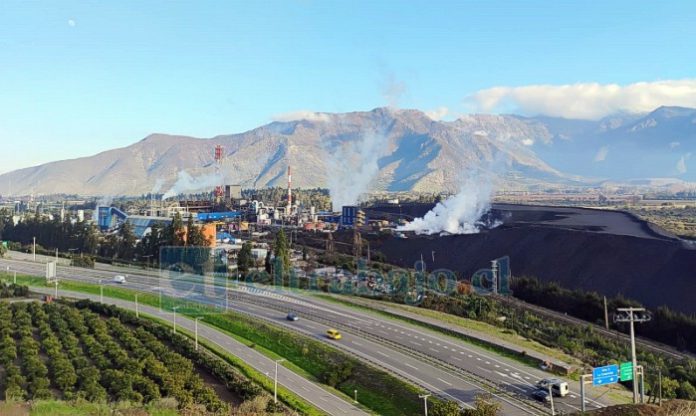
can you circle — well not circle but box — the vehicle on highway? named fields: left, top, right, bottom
left=531, top=388, right=551, bottom=403
left=286, top=312, right=299, bottom=321
left=326, top=328, right=342, bottom=340
left=112, top=275, right=126, bottom=284
left=536, top=378, right=569, bottom=397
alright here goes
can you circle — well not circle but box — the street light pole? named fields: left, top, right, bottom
left=354, top=389, right=358, bottom=403
left=33, top=237, right=36, bottom=262
left=418, top=393, right=431, bottom=416
left=99, top=280, right=104, bottom=303
left=134, top=294, right=139, bottom=318
left=615, top=307, right=651, bottom=404
left=195, top=317, right=203, bottom=351
left=274, top=359, right=286, bottom=404
left=548, top=384, right=555, bottom=415
left=172, top=306, right=180, bottom=334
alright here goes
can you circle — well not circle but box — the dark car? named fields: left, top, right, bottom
left=531, top=388, right=551, bottom=403
left=286, top=313, right=299, bottom=321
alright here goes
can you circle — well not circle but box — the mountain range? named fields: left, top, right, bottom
left=1, top=106, right=695, bottom=197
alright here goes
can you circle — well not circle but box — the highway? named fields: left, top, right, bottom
left=0, top=254, right=622, bottom=415
left=27, top=286, right=366, bottom=416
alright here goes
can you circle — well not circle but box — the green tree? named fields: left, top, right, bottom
left=117, top=221, right=137, bottom=260
left=0, top=243, right=6, bottom=258
left=237, top=242, right=254, bottom=275
left=186, top=215, right=209, bottom=247
left=273, top=229, right=290, bottom=275
left=431, top=400, right=463, bottom=416
left=166, top=212, right=185, bottom=246
left=661, top=376, right=680, bottom=399
left=462, top=394, right=500, bottom=416
left=264, top=249, right=272, bottom=274
left=678, top=380, right=696, bottom=400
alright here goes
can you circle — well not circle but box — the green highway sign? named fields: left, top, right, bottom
left=620, top=361, right=634, bottom=381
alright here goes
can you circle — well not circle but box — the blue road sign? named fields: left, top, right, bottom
left=593, top=364, right=619, bottom=386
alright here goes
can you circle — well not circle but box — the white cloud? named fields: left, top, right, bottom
left=67, top=19, right=76, bottom=27
left=676, top=153, right=692, bottom=175
left=521, top=138, right=534, bottom=146
left=594, top=146, right=609, bottom=162
left=469, top=80, right=696, bottom=120
left=271, top=110, right=331, bottom=123
left=425, top=106, right=449, bottom=120
left=670, top=141, right=681, bottom=149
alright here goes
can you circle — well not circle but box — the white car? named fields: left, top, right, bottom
left=112, top=275, right=126, bottom=284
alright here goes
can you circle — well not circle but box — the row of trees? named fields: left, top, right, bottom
left=511, top=277, right=696, bottom=354
left=0, top=209, right=211, bottom=266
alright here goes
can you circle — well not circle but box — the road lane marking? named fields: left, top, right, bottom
left=376, top=350, right=389, bottom=358
left=405, top=363, right=419, bottom=370
left=429, top=348, right=439, bottom=353
left=351, top=340, right=363, bottom=346
left=410, top=341, right=423, bottom=346
left=437, top=378, right=453, bottom=386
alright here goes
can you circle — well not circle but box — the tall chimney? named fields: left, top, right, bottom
left=287, top=165, right=292, bottom=208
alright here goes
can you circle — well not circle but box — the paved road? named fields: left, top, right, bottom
left=28, top=285, right=366, bottom=416
left=1, top=256, right=621, bottom=415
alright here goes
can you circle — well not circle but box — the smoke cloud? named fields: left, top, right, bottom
left=151, top=178, right=165, bottom=194
left=327, top=131, right=388, bottom=210
left=272, top=110, right=331, bottom=123
left=398, top=153, right=505, bottom=235
left=162, top=171, right=223, bottom=200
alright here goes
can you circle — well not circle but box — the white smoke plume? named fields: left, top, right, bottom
left=162, top=171, right=223, bottom=200
left=398, top=153, right=505, bottom=235
left=151, top=178, right=165, bottom=194
left=327, top=131, right=388, bottom=210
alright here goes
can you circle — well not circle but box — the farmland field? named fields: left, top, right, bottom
left=0, top=301, right=230, bottom=413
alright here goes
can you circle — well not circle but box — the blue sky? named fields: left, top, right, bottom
left=2, top=0, right=696, bottom=173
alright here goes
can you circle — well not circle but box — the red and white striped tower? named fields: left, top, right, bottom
left=287, top=165, right=292, bottom=208
left=214, top=144, right=224, bottom=198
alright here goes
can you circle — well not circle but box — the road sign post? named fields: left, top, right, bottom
left=580, top=373, right=592, bottom=413
left=592, top=364, right=619, bottom=386
left=620, top=361, right=634, bottom=381
left=615, top=307, right=651, bottom=403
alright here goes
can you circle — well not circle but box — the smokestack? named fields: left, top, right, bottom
left=287, top=166, right=292, bottom=208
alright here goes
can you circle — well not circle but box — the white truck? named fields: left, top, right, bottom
left=536, top=378, right=569, bottom=397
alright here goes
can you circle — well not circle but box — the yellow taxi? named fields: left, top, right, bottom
left=326, top=328, right=342, bottom=340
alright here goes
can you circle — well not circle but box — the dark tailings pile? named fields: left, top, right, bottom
left=369, top=203, right=696, bottom=314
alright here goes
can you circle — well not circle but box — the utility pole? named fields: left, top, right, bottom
left=603, top=296, right=609, bottom=330
left=99, top=280, right=104, bottom=303
left=658, top=369, right=662, bottom=406
left=54, top=279, right=58, bottom=298
left=274, top=359, right=285, bottom=404
left=134, top=294, right=139, bottom=318
left=615, top=307, right=651, bottom=404
left=418, top=393, right=430, bottom=416
left=33, top=237, right=36, bottom=262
